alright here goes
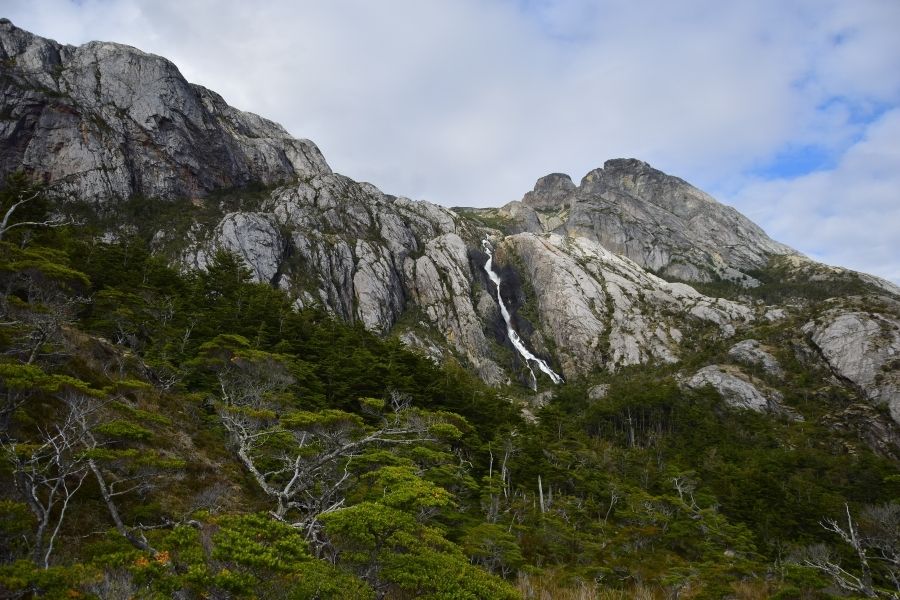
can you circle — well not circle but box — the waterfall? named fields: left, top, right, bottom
left=481, top=240, right=563, bottom=390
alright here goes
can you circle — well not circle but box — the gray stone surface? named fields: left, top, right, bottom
left=506, top=159, right=796, bottom=284
left=803, top=311, right=900, bottom=424
left=0, top=20, right=329, bottom=202
left=685, top=365, right=798, bottom=418
left=728, top=339, right=784, bottom=377
left=214, top=212, right=284, bottom=285
left=823, top=403, right=900, bottom=460
left=522, top=173, right=575, bottom=210
left=404, top=233, right=505, bottom=385
left=587, top=384, right=610, bottom=401
left=501, top=233, right=753, bottom=378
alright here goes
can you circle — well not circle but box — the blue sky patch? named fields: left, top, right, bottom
left=750, top=144, right=837, bottom=180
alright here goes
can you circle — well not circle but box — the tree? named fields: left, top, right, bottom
left=461, top=522, right=524, bottom=578
left=0, top=244, right=89, bottom=365
left=0, top=173, right=69, bottom=244
left=198, top=335, right=434, bottom=550
left=801, top=503, right=900, bottom=598
left=81, top=412, right=167, bottom=555
left=2, top=381, right=100, bottom=567
left=0, top=363, right=51, bottom=434
left=322, top=470, right=518, bottom=599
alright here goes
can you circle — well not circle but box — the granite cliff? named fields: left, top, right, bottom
left=0, top=18, right=328, bottom=202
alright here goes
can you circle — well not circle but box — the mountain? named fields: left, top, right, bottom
left=0, top=18, right=328, bottom=202
left=3, top=18, right=897, bottom=423
left=2, top=21, right=900, bottom=598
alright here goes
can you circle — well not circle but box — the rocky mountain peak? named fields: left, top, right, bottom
left=0, top=19, right=330, bottom=202
left=580, top=157, right=654, bottom=191
left=521, top=172, right=575, bottom=210
left=492, top=157, right=798, bottom=283
left=580, top=158, right=713, bottom=210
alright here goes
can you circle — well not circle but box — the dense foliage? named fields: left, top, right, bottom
left=0, top=178, right=898, bottom=598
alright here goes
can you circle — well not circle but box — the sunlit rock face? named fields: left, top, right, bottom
left=684, top=365, right=799, bottom=420
left=728, top=339, right=784, bottom=378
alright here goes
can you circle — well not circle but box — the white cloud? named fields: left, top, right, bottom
left=729, top=109, right=900, bottom=284
left=2, top=0, right=899, bottom=282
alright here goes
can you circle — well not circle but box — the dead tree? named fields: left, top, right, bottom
left=213, top=350, right=432, bottom=550
left=802, top=503, right=900, bottom=599
left=3, top=399, right=92, bottom=567
left=0, top=189, right=70, bottom=243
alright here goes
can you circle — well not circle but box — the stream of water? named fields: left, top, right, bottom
left=481, top=240, right=563, bottom=390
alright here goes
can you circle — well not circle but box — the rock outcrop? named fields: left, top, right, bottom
left=500, top=232, right=752, bottom=378
left=803, top=311, right=900, bottom=424
left=496, top=159, right=797, bottom=284
left=685, top=365, right=797, bottom=418
left=522, top=173, right=575, bottom=210
left=0, top=19, right=329, bottom=202
left=822, top=403, right=900, bottom=460
left=728, top=339, right=784, bottom=377
left=177, top=170, right=509, bottom=384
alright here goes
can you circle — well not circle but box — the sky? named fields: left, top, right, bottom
left=2, top=0, right=899, bottom=283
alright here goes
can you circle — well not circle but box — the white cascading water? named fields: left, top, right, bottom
left=481, top=240, right=564, bottom=390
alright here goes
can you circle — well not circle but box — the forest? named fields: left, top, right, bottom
left=1, top=174, right=898, bottom=599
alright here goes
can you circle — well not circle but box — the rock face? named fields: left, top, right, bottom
left=522, top=173, right=575, bottom=210
left=685, top=365, right=796, bottom=418
left=0, top=19, right=329, bottom=202
left=822, top=403, right=900, bottom=460
left=803, top=311, right=900, bottom=423
left=497, top=159, right=796, bottom=284
left=175, top=170, right=764, bottom=386
left=215, top=213, right=285, bottom=285
left=728, top=339, right=784, bottom=377
left=500, top=232, right=752, bottom=378
left=179, top=170, right=508, bottom=385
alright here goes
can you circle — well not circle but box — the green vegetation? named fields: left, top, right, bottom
left=658, top=255, right=877, bottom=307
left=0, top=178, right=898, bottom=598
left=453, top=207, right=515, bottom=234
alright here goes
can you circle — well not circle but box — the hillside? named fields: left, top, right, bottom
left=1, top=20, right=899, bottom=599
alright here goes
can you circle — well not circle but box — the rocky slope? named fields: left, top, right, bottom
left=803, top=307, right=900, bottom=424
left=1, top=20, right=898, bottom=443
left=476, top=160, right=797, bottom=284
left=0, top=18, right=328, bottom=202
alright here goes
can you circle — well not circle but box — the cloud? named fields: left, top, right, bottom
left=2, top=0, right=899, bottom=282
left=729, top=109, right=900, bottom=284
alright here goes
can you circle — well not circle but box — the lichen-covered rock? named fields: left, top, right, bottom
left=505, top=159, right=796, bottom=284
left=499, top=233, right=754, bottom=378
left=404, top=234, right=505, bottom=385
left=803, top=311, right=900, bottom=423
left=822, top=403, right=900, bottom=460
left=353, top=241, right=404, bottom=334
left=290, top=232, right=356, bottom=320
left=397, top=330, right=444, bottom=364
left=764, top=308, right=788, bottom=322
left=522, top=173, right=575, bottom=210
left=0, top=20, right=329, bottom=202
left=685, top=365, right=797, bottom=418
left=587, top=384, right=610, bottom=401
left=728, top=339, right=784, bottom=377
left=213, top=213, right=284, bottom=284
